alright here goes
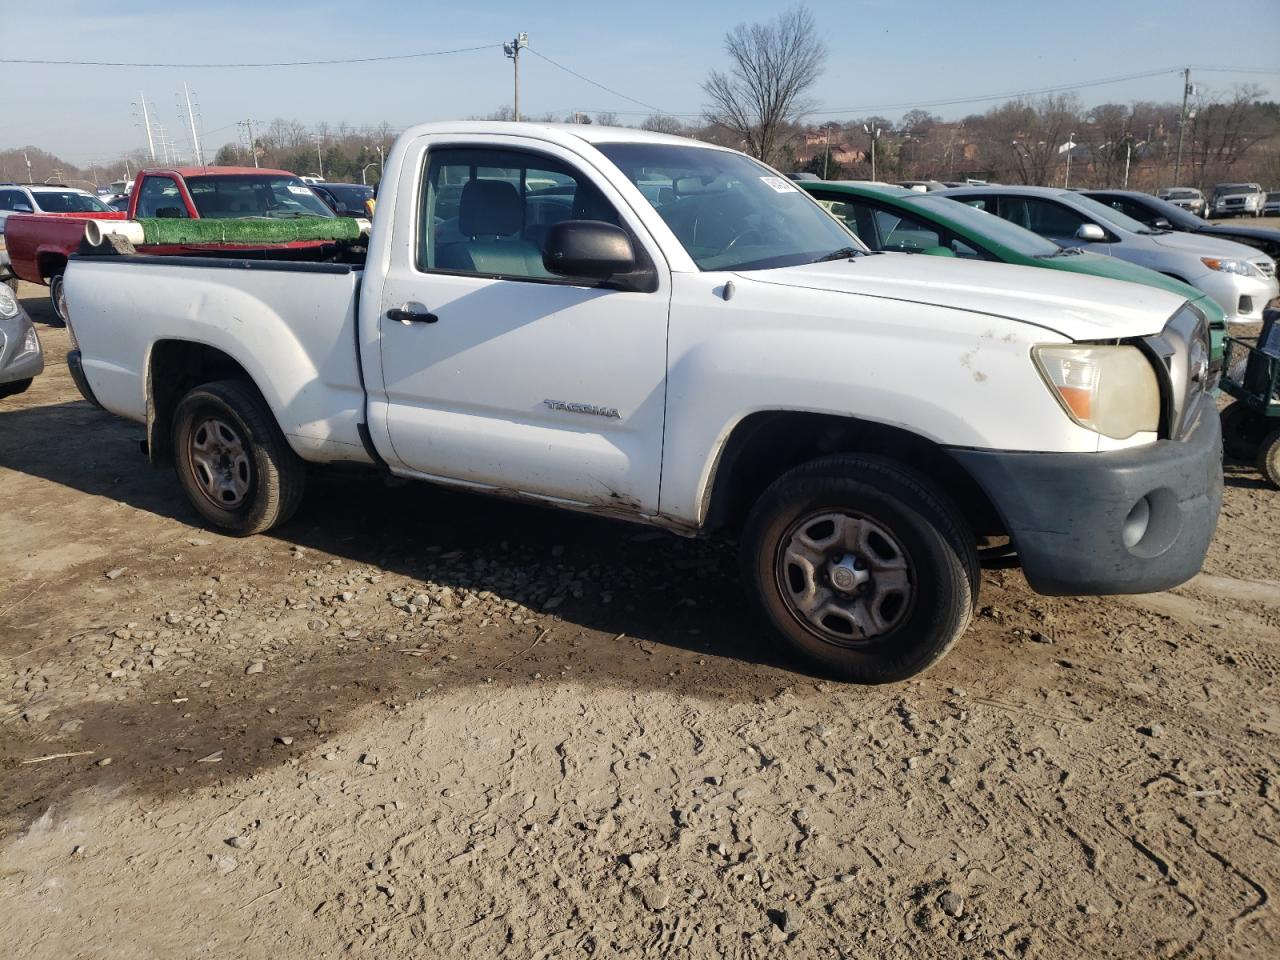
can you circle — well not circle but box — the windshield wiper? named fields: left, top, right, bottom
left=811, top=246, right=862, bottom=264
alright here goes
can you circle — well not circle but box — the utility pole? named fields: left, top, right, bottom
left=503, top=32, right=528, bottom=121
left=139, top=90, right=156, bottom=161
left=1064, top=131, right=1076, bottom=188
left=24, top=150, right=33, bottom=183
left=863, top=124, right=881, bottom=181
left=238, top=119, right=259, bottom=167
left=314, top=134, right=325, bottom=179
left=183, top=82, right=204, bottom=166
left=823, top=126, right=831, bottom=179
left=1173, top=67, right=1193, bottom=185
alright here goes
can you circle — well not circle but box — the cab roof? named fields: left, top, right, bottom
left=394, top=121, right=733, bottom=152
left=142, top=166, right=296, bottom=179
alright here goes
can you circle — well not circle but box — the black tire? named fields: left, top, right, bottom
left=0, top=377, right=34, bottom=399
left=741, top=455, right=978, bottom=684
left=1221, top=401, right=1268, bottom=461
left=171, top=379, right=305, bottom=535
left=46, top=273, right=67, bottom=328
left=1260, top=427, right=1280, bottom=489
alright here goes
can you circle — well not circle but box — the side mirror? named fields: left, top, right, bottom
left=1153, top=217, right=1171, bottom=229
left=14, top=204, right=32, bottom=213
left=1075, top=223, right=1106, bottom=242
left=544, top=220, right=635, bottom=279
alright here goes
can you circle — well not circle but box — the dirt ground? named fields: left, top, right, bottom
left=1, top=280, right=1278, bottom=959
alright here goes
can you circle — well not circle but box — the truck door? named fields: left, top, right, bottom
left=369, top=139, right=671, bottom=516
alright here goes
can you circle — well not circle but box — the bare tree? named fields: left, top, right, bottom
left=701, top=5, right=825, bottom=166
left=594, top=112, right=619, bottom=127
left=641, top=114, right=686, bottom=135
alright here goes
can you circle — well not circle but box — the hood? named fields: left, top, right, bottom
left=737, top=254, right=1188, bottom=342
left=1149, top=229, right=1267, bottom=260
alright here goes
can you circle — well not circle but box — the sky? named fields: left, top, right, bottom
left=1, top=0, right=1277, bottom=167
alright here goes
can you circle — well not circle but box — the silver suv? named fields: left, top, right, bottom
left=1211, top=183, right=1265, bottom=218
left=0, top=184, right=113, bottom=228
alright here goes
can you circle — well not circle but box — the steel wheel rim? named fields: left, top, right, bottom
left=187, top=416, right=252, bottom=510
left=50, top=275, right=67, bottom=322
left=775, top=510, right=915, bottom=647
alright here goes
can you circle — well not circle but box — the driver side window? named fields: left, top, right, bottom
left=136, top=176, right=188, bottom=219
left=418, top=147, right=621, bottom=281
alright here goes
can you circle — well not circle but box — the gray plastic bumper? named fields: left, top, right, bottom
left=950, top=396, right=1223, bottom=596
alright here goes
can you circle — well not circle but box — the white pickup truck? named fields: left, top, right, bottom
left=62, top=123, right=1223, bottom=682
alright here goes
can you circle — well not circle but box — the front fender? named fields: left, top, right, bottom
left=658, top=273, right=1108, bottom=526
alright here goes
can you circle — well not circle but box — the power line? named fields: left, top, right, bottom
left=0, top=44, right=500, bottom=68
left=546, top=64, right=1280, bottom=121
left=524, top=47, right=666, bottom=114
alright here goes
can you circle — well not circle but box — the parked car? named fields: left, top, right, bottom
left=939, top=185, right=1278, bottom=325
left=310, top=182, right=376, bottom=218
left=0, top=183, right=115, bottom=227
left=801, top=181, right=1227, bottom=361
left=62, top=121, right=1222, bottom=684
left=1211, top=183, right=1266, bottom=218
left=0, top=232, right=13, bottom=290
left=4, top=166, right=337, bottom=324
left=1265, top=191, right=1280, bottom=216
left=895, top=180, right=947, bottom=192
left=0, top=282, right=43, bottom=398
left=1082, top=189, right=1280, bottom=268
left=1157, top=187, right=1207, bottom=218
left=785, top=171, right=822, bottom=182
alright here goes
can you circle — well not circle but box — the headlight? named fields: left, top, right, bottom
left=1200, top=256, right=1256, bottom=277
left=0, top=284, right=18, bottom=319
left=16, top=324, right=40, bottom=360
left=1033, top=344, right=1160, bottom=440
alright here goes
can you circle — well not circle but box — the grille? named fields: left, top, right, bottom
left=1142, top=305, right=1211, bottom=441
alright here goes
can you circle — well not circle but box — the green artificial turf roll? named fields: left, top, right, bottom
left=136, top=217, right=363, bottom=246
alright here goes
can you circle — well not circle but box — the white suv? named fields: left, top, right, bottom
left=0, top=184, right=113, bottom=227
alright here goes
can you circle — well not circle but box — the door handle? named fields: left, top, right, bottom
left=387, top=307, right=439, bottom=324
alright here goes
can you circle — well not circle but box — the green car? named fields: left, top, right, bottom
left=801, top=181, right=1227, bottom=361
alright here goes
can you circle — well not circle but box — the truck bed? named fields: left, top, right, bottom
left=64, top=254, right=374, bottom=465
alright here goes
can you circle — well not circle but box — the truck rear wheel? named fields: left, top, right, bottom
left=1260, top=427, right=1280, bottom=489
left=171, top=380, right=305, bottom=536
left=741, top=455, right=978, bottom=683
left=47, top=273, right=68, bottom=327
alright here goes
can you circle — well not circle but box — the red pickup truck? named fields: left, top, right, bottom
left=4, top=166, right=339, bottom=323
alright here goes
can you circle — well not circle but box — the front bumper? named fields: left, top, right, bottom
left=950, top=394, right=1222, bottom=596
left=0, top=306, right=44, bottom=387
left=1193, top=268, right=1279, bottom=324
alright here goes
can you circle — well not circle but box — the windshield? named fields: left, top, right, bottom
left=322, top=184, right=373, bottom=207
left=184, top=175, right=335, bottom=219
left=34, top=191, right=111, bottom=213
left=1269, top=193, right=1280, bottom=202
left=1065, top=192, right=1153, bottom=234
left=596, top=142, right=863, bottom=271
left=1214, top=184, right=1255, bottom=197
left=906, top=194, right=1061, bottom=257
left=1137, top=195, right=1202, bottom=228
left=1164, top=189, right=1199, bottom=199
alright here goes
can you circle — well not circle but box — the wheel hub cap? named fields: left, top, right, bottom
left=777, top=512, right=914, bottom=645
left=188, top=417, right=251, bottom=509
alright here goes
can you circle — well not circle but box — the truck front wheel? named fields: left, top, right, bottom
left=741, top=455, right=978, bottom=683
left=171, top=380, right=305, bottom=535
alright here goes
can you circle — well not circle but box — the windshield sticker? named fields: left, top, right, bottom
left=760, top=176, right=798, bottom=194
left=287, top=184, right=313, bottom=195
